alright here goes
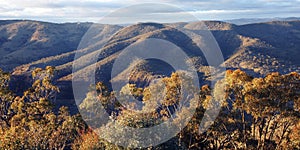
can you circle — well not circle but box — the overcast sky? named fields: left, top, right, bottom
left=1, top=0, right=300, bottom=23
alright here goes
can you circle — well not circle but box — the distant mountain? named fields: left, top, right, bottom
left=0, top=20, right=299, bottom=110
left=4, top=20, right=299, bottom=79
left=225, top=17, right=300, bottom=25
left=0, top=20, right=122, bottom=71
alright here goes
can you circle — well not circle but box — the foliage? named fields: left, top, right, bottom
left=72, top=130, right=122, bottom=150
left=0, top=67, right=85, bottom=149
left=0, top=68, right=299, bottom=149
left=186, top=70, right=300, bottom=149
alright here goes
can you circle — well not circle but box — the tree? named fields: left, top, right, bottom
left=0, top=69, right=15, bottom=129
left=241, top=72, right=300, bottom=149
left=179, top=70, right=299, bottom=149
left=204, top=70, right=300, bottom=149
left=77, top=70, right=299, bottom=149
left=0, top=67, right=85, bottom=149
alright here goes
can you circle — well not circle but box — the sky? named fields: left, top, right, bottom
left=1, top=0, right=300, bottom=23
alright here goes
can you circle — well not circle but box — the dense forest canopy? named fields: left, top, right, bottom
left=0, top=67, right=299, bottom=149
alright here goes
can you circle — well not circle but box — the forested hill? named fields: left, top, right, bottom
left=0, top=20, right=299, bottom=111
left=0, top=20, right=298, bottom=77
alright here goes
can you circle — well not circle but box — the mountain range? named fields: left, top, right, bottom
left=225, top=17, right=300, bottom=25
left=0, top=19, right=299, bottom=111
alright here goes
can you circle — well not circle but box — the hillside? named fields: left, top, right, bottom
left=5, top=20, right=298, bottom=78
left=0, top=20, right=299, bottom=109
left=0, top=20, right=122, bottom=71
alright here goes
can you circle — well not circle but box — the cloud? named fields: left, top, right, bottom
left=0, top=0, right=299, bottom=23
